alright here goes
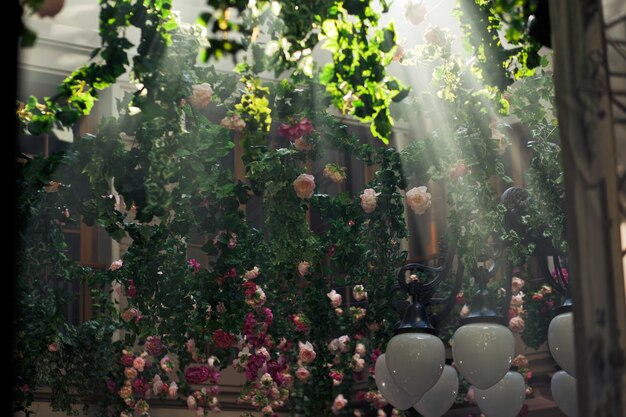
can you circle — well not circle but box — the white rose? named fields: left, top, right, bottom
left=406, top=186, right=432, bottom=215
left=405, top=1, right=427, bottom=26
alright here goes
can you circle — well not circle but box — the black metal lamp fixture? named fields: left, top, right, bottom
left=375, top=187, right=577, bottom=417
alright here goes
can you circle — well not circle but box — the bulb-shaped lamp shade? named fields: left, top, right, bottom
left=451, top=323, right=514, bottom=389
left=385, top=332, right=445, bottom=398
left=475, top=371, right=525, bottom=417
left=374, top=353, right=420, bottom=410
left=414, top=365, right=459, bottom=417
left=551, top=370, right=578, bottom=417
left=548, top=311, right=576, bottom=376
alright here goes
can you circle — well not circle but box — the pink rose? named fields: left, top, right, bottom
left=133, top=356, right=146, bottom=372
left=459, top=304, right=470, bottom=319
left=465, top=385, right=476, bottom=403
left=152, top=375, right=163, bottom=395
left=323, top=164, right=347, bottom=183
left=338, top=335, right=350, bottom=351
left=540, top=284, right=553, bottom=295
left=509, top=316, right=525, bottom=333
left=327, top=289, right=342, bottom=308
left=294, top=137, right=313, bottom=151
left=168, top=381, right=179, bottom=398
left=448, top=161, right=469, bottom=179
left=36, top=0, right=65, bottom=17
left=511, top=293, right=524, bottom=306
left=220, top=114, right=246, bottom=131
left=135, top=399, right=149, bottom=414
left=48, top=342, right=59, bottom=352
left=187, top=395, right=197, bottom=410
left=332, top=393, right=348, bottom=411
left=124, top=367, right=138, bottom=380
left=352, top=285, right=367, bottom=301
left=406, top=186, right=432, bottom=215
left=360, top=188, right=379, bottom=213
left=298, top=341, right=316, bottom=364
left=293, top=174, right=316, bottom=199
left=298, top=261, right=310, bottom=277
left=109, top=259, right=123, bottom=270
left=355, top=343, right=366, bottom=356
left=121, top=308, right=139, bottom=322
left=512, top=277, right=525, bottom=293
left=352, top=354, right=366, bottom=372
left=160, top=355, right=174, bottom=373
left=189, top=83, right=213, bottom=109
left=512, top=354, right=529, bottom=369
left=244, top=266, right=260, bottom=280
left=423, top=25, right=445, bottom=46
left=335, top=307, right=343, bottom=315
left=296, top=367, right=310, bottom=381
left=404, top=0, right=427, bottom=25
left=392, top=45, right=405, bottom=62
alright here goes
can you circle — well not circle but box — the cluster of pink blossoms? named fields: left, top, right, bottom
left=508, top=276, right=526, bottom=333
left=114, top=347, right=178, bottom=415
left=233, top=306, right=292, bottom=416
left=184, top=357, right=222, bottom=415
left=278, top=117, right=315, bottom=151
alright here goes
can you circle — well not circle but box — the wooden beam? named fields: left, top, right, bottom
left=549, top=0, right=626, bottom=415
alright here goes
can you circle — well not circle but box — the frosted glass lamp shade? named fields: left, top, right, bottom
left=451, top=323, right=514, bottom=389
left=374, top=354, right=420, bottom=410
left=475, top=371, right=525, bottom=417
left=385, top=332, right=445, bottom=398
left=551, top=370, right=578, bottom=417
left=414, top=365, right=459, bottom=417
left=548, top=311, right=576, bottom=376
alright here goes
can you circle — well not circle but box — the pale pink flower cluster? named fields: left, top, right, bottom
left=293, top=174, right=316, bottom=199
left=360, top=188, right=379, bottom=213
left=404, top=0, right=427, bottom=25
left=244, top=266, right=260, bottom=280
left=323, top=163, right=347, bottom=183
left=327, top=289, right=342, bottom=308
left=121, top=308, right=140, bottom=323
left=109, top=259, right=123, bottom=270
left=332, top=394, right=348, bottom=414
left=328, top=335, right=351, bottom=354
left=459, top=304, right=470, bottom=319
left=406, top=186, right=432, bottom=215
left=220, top=113, right=246, bottom=131
left=508, top=275, right=526, bottom=333
left=423, top=25, right=446, bottom=47
left=296, top=366, right=310, bottom=381
left=350, top=306, right=367, bottom=321
left=351, top=353, right=366, bottom=372
left=294, top=137, right=313, bottom=151
left=188, top=83, right=213, bottom=109
left=352, top=285, right=367, bottom=301
left=298, top=261, right=310, bottom=277
left=509, top=316, right=525, bottom=333
left=298, top=341, right=317, bottom=364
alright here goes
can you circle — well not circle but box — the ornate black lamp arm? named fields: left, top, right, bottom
left=391, top=243, right=464, bottom=333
